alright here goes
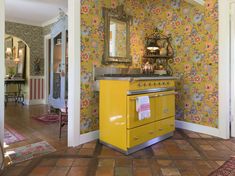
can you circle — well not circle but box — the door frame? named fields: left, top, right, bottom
left=230, top=1, right=235, bottom=137
left=0, top=0, right=82, bottom=149
left=0, top=0, right=5, bottom=146
left=217, top=0, right=230, bottom=139
left=44, top=34, right=50, bottom=104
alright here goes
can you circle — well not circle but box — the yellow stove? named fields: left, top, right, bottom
left=99, top=76, right=177, bottom=154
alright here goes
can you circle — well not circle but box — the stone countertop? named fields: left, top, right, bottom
left=95, top=75, right=180, bottom=81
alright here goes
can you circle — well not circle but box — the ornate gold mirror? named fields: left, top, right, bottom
left=103, top=5, right=132, bottom=64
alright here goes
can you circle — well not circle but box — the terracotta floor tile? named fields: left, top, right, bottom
left=78, top=148, right=95, bottom=156
left=152, top=148, right=169, bottom=157
left=2, top=166, right=25, bottom=176
left=178, top=168, right=199, bottom=176
left=29, top=166, right=53, bottom=176
left=215, top=160, right=226, bottom=166
left=82, top=140, right=97, bottom=149
left=133, top=167, right=152, bottom=176
left=4, top=129, right=235, bottom=176
left=16, top=160, right=31, bottom=167
left=98, top=159, right=115, bottom=168
left=48, top=167, right=70, bottom=176
left=197, top=168, right=214, bottom=176
left=99, top=146, right=123, bottom=157
left=96, top=167, right=114, bottom=176
left=67, top=166, right=88, bottom=176
left=39, top=158, right=58, bottom=166
left=65, top=147, right=81, bottom=155
left=72, top=158, right=92, bottom=166
left=56, top=158, right=74, bottom=166
left=198, top=133, right=214, bottom=138
left=133, top=159, right=149, bottom=167
left=115, top=167, right=132, bottom=176
left=175, top=160, right=193, bottom=168
left=156, top=160, right=175, bottom=167
left=199, top=144, right=216, bottom=151
left=183, top=151, right=201, bottom=159
left=161, top=167, right=181, bottom=176
left=115, top=158, right=132, bottom=167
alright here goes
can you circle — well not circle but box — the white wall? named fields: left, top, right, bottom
left=67, top=0, right=81, bottom=146
left=0, top=0, right=5, bottom=170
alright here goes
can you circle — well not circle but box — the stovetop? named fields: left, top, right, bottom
left=102, top=74, right=168, bottom=77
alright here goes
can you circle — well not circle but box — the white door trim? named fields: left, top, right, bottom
left=44, top=34, right=50, bottom=104
left=67, top=0, right=81, bottom=146
left=0, top=0, right=4, bottom=170
left=218, top=0, right=230, bottom=139
left=230, top=2, right=235, bottom=137
left=0, top=0, right=5, bottom=144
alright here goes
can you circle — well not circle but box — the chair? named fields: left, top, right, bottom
left=59, top=106, right=68, bottom=138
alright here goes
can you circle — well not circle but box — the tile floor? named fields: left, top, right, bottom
left=1, top=129, right=235, bottom=176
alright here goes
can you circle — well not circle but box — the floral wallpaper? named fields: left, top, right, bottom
left=146, top=0, right=218, bottom=128
left=80, top=0, right=219, bottom=134
left=5, top=22, right=44, bottom=76
left=81, top=0, right=152, bottom=133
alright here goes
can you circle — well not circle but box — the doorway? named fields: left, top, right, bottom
left=3, top=0, right=69, bottom=166
left=0, top=0, right=82, bottom=170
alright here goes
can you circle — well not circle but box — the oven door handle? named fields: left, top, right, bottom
left=130, top=92, right=178, bottom=100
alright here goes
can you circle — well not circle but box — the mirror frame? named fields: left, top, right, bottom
left=17, top=41, right=27, bottom=79
left=103, top=5, right=132, bottom=64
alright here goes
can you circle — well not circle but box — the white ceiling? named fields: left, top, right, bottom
left=5, top=0, right=68, bottom=27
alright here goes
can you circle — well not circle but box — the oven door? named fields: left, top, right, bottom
left=126, top=91, right=176, bottom=129
left=127, top=93, right=156, bottom=129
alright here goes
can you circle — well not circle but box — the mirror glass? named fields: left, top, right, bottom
left=5, top=35, right=28, bottom=79
left=52, top=32, right=62, bottom=99
left=109, top=18, right=126, bottom=58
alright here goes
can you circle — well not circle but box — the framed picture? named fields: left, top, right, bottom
left=5, top=36, right=13, bottom=60
left=17, top=41, right=27, bottom=78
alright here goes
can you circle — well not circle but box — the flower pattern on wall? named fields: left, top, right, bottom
left=81, top=0, right=218, bottom=134
left=146, top=0, right=218, bottom=128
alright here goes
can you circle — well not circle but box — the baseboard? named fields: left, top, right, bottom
left=78, top=120, right=224, bottom=146
left=79, top=130, right=99, bottom=145
left=175, top=120, right=222, bottom=138
left=24, top=99, right=30, bottom=105
left=29, top=99, right=45, bottom=105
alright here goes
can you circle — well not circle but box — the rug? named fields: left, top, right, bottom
left=33, top=114, right=59, bottom=123
left=4, top=126, right=26, bottom=145
left=6, top=141, right=56, bottom=164
left=209, top=157, right=235, bottom=176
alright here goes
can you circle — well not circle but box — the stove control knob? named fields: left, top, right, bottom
left=138, top=83, right=142, bottom=87
left=158, top=82, right=161, bottom=85
left=154, top=82, right=157, bottom=86
left=143, top=83, right=146, bottom=86
left=167, top=82, right=170, bottom=85
left=163, top=82, right=165, bottom=85
left=149, top=83, right=152, bottom=86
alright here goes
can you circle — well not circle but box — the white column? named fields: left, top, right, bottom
left=0, top=0, right=5, bottom=170
left=0, top=0, right=5, bottom=143
left=68, top=0, right=81, bottom=146
left=230, top=2, right=235, bottom=137
left=218, top=0, right=230, bottom=139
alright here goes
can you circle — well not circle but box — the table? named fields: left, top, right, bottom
left=5, top=78, right=25, bottom=105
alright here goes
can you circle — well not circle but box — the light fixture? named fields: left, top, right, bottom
left=147, top=41, right=159, bottom=53
left=18, top=49, right=23, bottom=57
left=14, top=57, right=20, bottom=64
left=6, top=48, right=12, bottom=54
left=6, top=47, right=12, bottom=59
left=56, top=38, right=62, bottom=46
